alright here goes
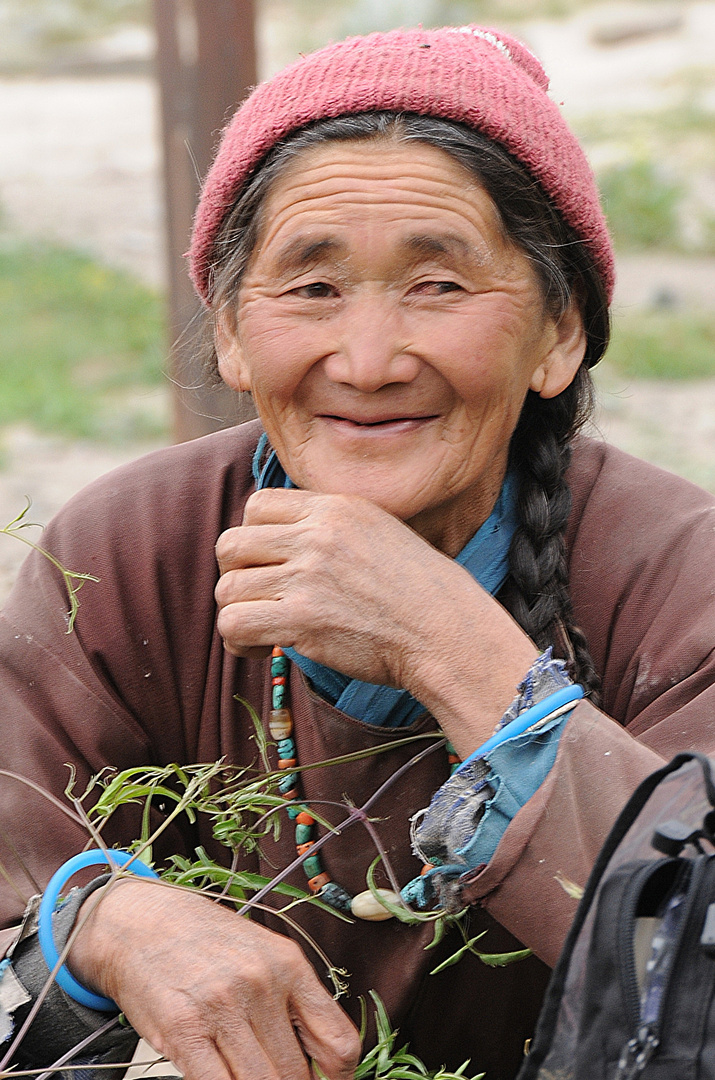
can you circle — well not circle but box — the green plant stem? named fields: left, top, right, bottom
left=234, top=738, right=446, bottom=919
left=1, top=501, right=98, bottom=631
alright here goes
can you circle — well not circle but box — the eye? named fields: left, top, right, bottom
left=291, top=281, right=337, bottom=299
left=410, top=280, right=464, bottom=296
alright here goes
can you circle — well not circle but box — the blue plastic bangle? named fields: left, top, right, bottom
left=38, top=849, right=159, bottom=1012
left=454, top=683, right=585, bottom=775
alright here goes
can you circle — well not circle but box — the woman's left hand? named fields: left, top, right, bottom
left=215, top=488, right=537, bottom=756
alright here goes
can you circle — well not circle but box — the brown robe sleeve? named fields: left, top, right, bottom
left=461, top=438, right=715, bottom=964
left=0, top=422, right=262, bottom=928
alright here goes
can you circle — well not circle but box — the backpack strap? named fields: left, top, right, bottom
left=520, top=751, right=715, bottom=1078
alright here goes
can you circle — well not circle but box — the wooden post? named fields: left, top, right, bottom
left=153, top=0, right=257, bottom=442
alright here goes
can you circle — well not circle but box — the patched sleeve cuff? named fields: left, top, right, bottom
left=401, top=650, right=578, bottom=910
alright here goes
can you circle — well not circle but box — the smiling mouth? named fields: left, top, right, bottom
left=321, top=414, right=438, bottom=428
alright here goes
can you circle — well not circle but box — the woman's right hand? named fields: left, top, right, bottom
left=67, top=877, right=361, bottom=1080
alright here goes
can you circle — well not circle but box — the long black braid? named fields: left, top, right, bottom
left=508, top=373, right=601, bottom=697
left=204, top=111, right=610, bottom=695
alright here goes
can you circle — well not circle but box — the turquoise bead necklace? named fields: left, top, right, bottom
left=269, top=647, right=461, bottom=921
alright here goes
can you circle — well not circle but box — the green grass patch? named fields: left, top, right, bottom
left=599, top=161, right=683, bottom=250
left=0, top=239, right=168, bottom=441
left=605, top=310, right=715, bottom=380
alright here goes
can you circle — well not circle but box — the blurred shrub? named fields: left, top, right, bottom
left=599, top=160, right=683, bottom=250
left=606, top=310, right=715, bottom=380
left=0, top=239, right=167, bottom=441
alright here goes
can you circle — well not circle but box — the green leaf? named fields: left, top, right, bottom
left=429, top=932, right=487, bottom=975
left=473, top=947, right=532, bottom=968
left=350, top=994, right=485, bottom=1079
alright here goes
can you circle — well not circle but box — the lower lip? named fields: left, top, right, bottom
left=320, top=416, right=437, bottom=437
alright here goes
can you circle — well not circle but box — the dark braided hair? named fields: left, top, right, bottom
left=203, top=112, right=610, bottom=695
left=509, top=372, right=601, bottom=697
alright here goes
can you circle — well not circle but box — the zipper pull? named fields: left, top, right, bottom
left=616, top=1025, right=660, bottom=1079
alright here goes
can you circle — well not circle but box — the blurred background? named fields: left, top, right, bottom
left=0, top=0, right=714, bottom=599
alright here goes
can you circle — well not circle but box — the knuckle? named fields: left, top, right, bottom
left=215, top=605, right=236, bottom=641
left=237, top=951, right=275, bottom=993
left=244, top=487, right=273, bottom=521
left=333, top=1028, right=363, bottom=1070
left=215, top=527, right=239, bottom=561
left=275, top=935, right=310, bottom=975
left=214, top=580, right=233, bottom=613
left=214, top=574, right=229, bottom=607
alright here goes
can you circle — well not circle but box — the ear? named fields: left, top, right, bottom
left=215, top=310, right=252, bottom=393
left=529, top=299, right=587, bottom=399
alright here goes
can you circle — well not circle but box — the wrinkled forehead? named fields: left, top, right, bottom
left=244, top=136, right=510, bottom=268
left=235, top=139, right=538, bottom=305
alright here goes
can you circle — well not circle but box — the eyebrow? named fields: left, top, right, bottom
left=272, top=231, right=487, bottom=276
left=404, top=233, right=486, bottom=266
left=273, top=237, right=345, bottom=275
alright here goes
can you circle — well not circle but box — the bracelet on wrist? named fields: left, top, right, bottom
left=38, top=849, right=159, bottom=1012
left=454, top=682, right=585, bottom=774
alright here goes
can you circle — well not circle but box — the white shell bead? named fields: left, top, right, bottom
left=350, top=889, right=400, bottom=921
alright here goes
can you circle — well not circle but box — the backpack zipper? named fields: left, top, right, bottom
left=615, top=856, right=706, bottom=1078
left=615, top=1025, right=660, bottom=1080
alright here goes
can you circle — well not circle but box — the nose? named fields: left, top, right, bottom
left=323, top=294, right=421, bottom=392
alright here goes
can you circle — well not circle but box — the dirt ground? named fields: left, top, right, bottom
left=0, top=0, right=714, bottom=604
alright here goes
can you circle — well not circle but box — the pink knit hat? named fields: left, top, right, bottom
left=190, top=24, right=614, bottom=305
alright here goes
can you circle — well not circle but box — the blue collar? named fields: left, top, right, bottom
left=252, top=437, right=519, bottom=727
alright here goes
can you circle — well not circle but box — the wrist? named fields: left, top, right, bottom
left=67, top=876, right=156, bottom=1004
left=401, top=578, right=538, bottom=758
left=39, top=851, right=159, bottom=1011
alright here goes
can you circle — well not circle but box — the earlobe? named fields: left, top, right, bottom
left=530, top=300, right=587, bottom=399
left=215, top=311, right=251, bottom=393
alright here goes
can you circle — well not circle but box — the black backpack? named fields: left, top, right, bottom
left=518, top=752, right=715, bottom=1080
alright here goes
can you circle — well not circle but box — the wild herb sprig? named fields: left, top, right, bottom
left=1, top=499, right=98, bottom=630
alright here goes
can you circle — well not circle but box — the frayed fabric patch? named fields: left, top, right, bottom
left=0, top=957, right=31, bottom=1043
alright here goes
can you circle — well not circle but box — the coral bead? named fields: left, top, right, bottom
left=308, top=872, right=331, bottom=893
left=296, top=811, right=315, bottom=826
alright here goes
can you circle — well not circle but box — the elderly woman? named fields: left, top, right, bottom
left=1, top=23, right=715, bottom=1080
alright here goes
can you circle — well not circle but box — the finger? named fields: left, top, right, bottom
left=242, top=487, right=321, bottom=527
left=216, top=524, right=297, bottom=574
left=218, top=1021, right=308, bottom=1080
left=289, top=980, right=361, bottom=1080
left=217, top=600, right=294, bottom=655
left=214, top=565, right=287, bottom=609
left=220, top=1014, right=313, bottom=1080
left=157, top=1041, right=235, bottom=1080
left=126, top=1014, right=235, bottom=1080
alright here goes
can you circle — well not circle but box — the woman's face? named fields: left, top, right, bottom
left=218, top=140, right=585, bottom=554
